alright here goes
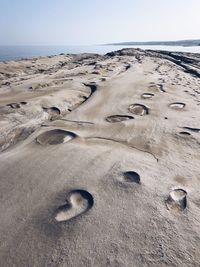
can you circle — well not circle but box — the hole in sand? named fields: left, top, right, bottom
left=128, top=104, right=149, bottom=116
left=20, top=101, right=27, bottom=105
left=169, top=102, right=185, bottom=110
left=36, top=129, right=76, bottom=145
left=141, top=93, right=154, bottom=99
left=55, top=190, right=94, bottom=222
left=166, top=189, right=187, bottom=211
left=179, top=131, right=191, bottom=136
left=106, top=115, right=134, bottom=123
left=123, top=171, right=141, bottom=184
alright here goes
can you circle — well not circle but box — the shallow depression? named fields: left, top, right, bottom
left=55, top=189, right=94, bottom=222
left=123, top=171, right=141, bottom=184
left=36, top=129, right=76, bottom=145
left=141, top=93, right=154, bottom=99
left=169, top=102, right=186, bottom=110
left=7, top=103, right=21, bottom=109
left=106, top=115, right=134, bottom=123
left=166, top=188, right=187, bottom=211
left=128, top=104, right=149, bottom=116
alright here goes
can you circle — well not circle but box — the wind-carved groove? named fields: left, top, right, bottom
left=86, top=136, right=159, bottom=162
left=0, top=92, right=94, bottom=152
left=124, top=63, right=131, bottom=71
left=117, top=63, right=132, bottom=75
left=156, top=51, right=200, bottom=78
left=74, top=82, right=98, bottom=106
left=60, top=118, right=94, bottom=125
left=181, top=127, right=200, bottom=133
left=83, top=82, right=97, bottom=95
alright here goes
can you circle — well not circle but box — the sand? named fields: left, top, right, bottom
left=0, top=48, right=200, bottom=267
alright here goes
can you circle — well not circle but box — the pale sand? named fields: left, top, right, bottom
left=0, top=49, right=200, bottom=266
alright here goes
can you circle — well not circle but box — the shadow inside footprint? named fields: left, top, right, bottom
left=128, top=104, right=149, bottom=116
left=141, top=93, right=154, bottom=99
left=55, top=190, right=94, bottom=222
left=106, top=115, right=134, bottom=123
left=166, top=189, right=187, bottom=211
left=123, top=171, right=141, bottom=184
left=36, top=129, right=76, bottom=145
left=169, top=102, right=185, bottom=110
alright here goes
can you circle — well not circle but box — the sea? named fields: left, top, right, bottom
left=0, top=45, right=200, bottom=62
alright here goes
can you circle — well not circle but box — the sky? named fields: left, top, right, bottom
left=0, top=0, right=200, bottom=45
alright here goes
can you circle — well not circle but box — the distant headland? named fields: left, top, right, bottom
left=107, top=39, right=200, bottom=47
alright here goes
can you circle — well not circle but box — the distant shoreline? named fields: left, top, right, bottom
left=0, top=44, right=200, bottom=62
left=106, top=39, right=200, bottom=47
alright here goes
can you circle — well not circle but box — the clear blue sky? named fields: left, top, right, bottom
left=0, top=0, right=200, bottom=45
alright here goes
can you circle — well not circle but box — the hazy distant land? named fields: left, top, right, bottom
left=107, top=39, right=200, bottom=46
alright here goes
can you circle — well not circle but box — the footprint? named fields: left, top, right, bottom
left=123, top=171, right=141, bottom=184
left=166, top=189, right=187, bottom=211
left=36, top=129, right=76, bottom=145
left=169, top=102, right=185, bottom=110
left=106, top=115, right=134, bottom=123
left=141, top=93, right=154, bottom=99
left=128, top=104, right=149, bottom=116
left=55, top=190, right=94, bottom=222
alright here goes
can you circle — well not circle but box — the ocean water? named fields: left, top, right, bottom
left=0, top=45, right=200, bottom=62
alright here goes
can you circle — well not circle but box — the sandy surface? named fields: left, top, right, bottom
left=0, top=49, right=200, bottom=267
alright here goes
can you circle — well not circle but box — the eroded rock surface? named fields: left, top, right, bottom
left=0, top=49, right=200, bottom=267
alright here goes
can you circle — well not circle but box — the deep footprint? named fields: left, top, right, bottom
left=169, top=102, right=186, bottom=110
left=128, top=104, right=149, bottom=116
left=55, top=190, right=94, bottom=222
left=106, top=115, right=134, bottom=123
left=166, top=189, right=187, bottom=211
left=123, top=171, right=141, bottom=184
left=141, top=93, right=154, bottom=99
left=36, top=129, right=76, bottom=145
